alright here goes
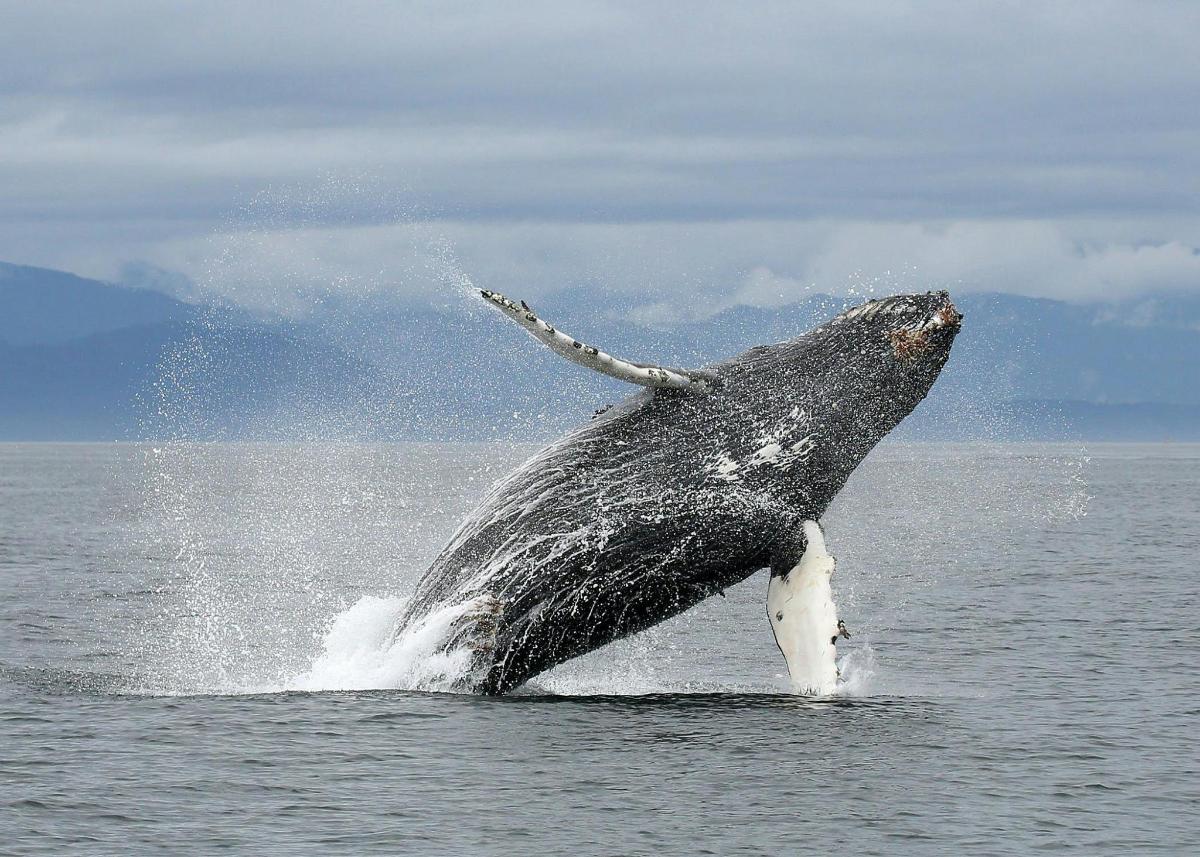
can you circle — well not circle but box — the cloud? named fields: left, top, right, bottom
left=0, top=2, right=1198, bottom=305
left=732, top=267, right=812, bottom=310
left=115, top=213, right=1200, bottom=321
left=800, top=222, right=1200, bottom=304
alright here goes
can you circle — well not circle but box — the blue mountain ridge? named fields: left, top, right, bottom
left=0, top=261, right=1197, bottom=441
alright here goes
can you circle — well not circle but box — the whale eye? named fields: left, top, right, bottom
left=775, top=611, right=783, bottom=621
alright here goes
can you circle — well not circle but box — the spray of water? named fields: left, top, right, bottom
left=288, top=595, right=490, bottom=693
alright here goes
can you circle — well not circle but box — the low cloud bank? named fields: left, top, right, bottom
left=114, top=216, right=1200, bottom=322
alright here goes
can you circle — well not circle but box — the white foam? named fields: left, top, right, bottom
left=287, top=590, right=882, bottom=698
left=835, top=642, right=877, bottom=697
left=286, top=595, right=480, bottom=693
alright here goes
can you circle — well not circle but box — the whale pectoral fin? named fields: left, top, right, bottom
left=479, top=289, right=716, bottom=392
left=766, top=520, right=840, bottom=695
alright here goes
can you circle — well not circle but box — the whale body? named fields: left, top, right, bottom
left=391, top=290, right=961, bottom=694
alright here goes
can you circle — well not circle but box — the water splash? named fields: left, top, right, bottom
left=836, top=642, right=878, bottom=697
left=287, top=595, right=483, bottom=693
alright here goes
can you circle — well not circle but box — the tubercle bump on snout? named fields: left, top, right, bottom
left=929, top=298, right=962, bottom=330
left=888, top=327, right=932, bottom=361
left=886, top=295, right=960, bottom=361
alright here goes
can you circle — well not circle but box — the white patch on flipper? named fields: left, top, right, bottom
left=479, top=289, right=709, bottom=391
left=766, top=520, right=839, bottom=695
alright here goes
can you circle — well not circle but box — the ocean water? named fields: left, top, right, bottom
left=1, top=441, right=1197, bottom=855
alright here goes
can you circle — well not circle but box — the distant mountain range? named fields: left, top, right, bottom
left=1, top=260, right=1197, bottom=441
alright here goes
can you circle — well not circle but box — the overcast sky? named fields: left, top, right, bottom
left=2, top=1, right=1198, bottom=315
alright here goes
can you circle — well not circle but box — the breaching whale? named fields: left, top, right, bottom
left=390, top=289, right=961, bottom=694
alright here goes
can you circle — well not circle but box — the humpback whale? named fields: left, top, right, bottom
left=391, top=289, right=961, bottom=694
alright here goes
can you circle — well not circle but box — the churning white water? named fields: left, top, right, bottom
left=288, top=596, right=473, bottom=693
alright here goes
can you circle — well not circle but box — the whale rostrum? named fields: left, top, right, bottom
left=391, top=289, right=962, bottom=694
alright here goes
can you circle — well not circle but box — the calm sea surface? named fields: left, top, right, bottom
left=1, top=442, right=1196, bottom=855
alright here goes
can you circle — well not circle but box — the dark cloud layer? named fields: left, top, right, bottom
left=1, top=1, right=1198, bottom=306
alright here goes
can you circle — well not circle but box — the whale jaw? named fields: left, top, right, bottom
left=766, top=520, right=840, bottom=695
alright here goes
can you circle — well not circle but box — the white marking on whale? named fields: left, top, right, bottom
left=705, top=406, right=816, bottom=482
left=479, top=289, right=714, bottom=391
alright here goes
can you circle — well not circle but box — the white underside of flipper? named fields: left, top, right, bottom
left=767, top=520, right=840, bottom=695
left=479, top=289, right=712, bottom=391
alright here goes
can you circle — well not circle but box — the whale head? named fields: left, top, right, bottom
left=796, top=290, right=961, bottom=475
left=825, top=290, right=962, bottom=401
left=710, top=291, right=962, bottom=504
left=728, top=290, right=960, bottom=406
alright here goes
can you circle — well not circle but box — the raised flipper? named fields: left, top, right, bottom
left=479, top=289, right=715, bottom=391
left=767, top=520, right=841, bottom=695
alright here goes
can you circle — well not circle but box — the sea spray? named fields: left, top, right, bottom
left=288, top=595, right=486, bottom=693
left=836, top=642, right=877, bottom=697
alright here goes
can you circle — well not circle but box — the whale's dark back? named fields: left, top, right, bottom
left=399, top=291, right=961, bottom=693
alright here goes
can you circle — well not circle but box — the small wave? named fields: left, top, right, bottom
left=0, top=663, right=131, bottom=697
